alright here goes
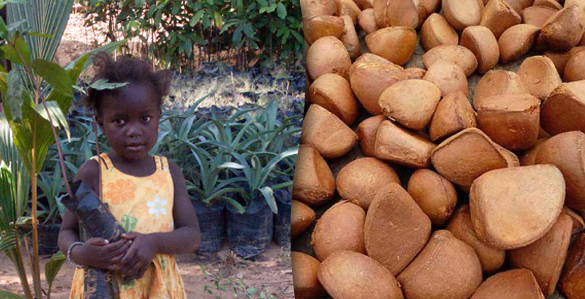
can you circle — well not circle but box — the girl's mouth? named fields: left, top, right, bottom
left=127, top=144, right=145, bottom=151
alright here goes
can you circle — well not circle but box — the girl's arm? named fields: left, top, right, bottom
left=119, top=158, right=201, bottom=279
left=58, top=159, right=131, bottom=271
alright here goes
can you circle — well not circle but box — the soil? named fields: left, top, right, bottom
left=0, top=243, right=294, bottom=298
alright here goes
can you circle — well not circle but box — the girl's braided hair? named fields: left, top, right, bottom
left=84, top=52, right=172, bottom=116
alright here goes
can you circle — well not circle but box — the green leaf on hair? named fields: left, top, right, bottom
left=89, top=79, right=129, bottom=90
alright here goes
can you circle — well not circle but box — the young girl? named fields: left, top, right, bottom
left=58, top=52, right=201, bottom=299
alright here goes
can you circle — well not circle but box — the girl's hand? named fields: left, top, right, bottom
left=73, top=238, right=131, bottom=271
left=119, top=232, right=157, bottom=280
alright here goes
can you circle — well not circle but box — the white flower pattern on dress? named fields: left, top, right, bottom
left=147, top=195, right=167, bottom=218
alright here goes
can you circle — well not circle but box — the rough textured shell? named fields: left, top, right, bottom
left=349, top=53, right=406, bottom=115
left=423, top=62, right=469, bottom=97
left=470, top=269, right=545, bottom=299
left=442, top=0, right=482, bottom=31
left=337, top=157, right=400, bottom=210
left=309, top=73, right=359, bottom=126
left=397, top=230, right=483, bottom=299
left=306, top=36, right=351, bottom=81
left=422, top=45, right=478, bottom=76
left=517, top=56, right=562, bottom=101
left=431, top=128, right=519, bottom=187
left=311, top=200, right=366, bottom=261
left=407, top=169, right=457, bottom=226
left=304, top=15, right=345, bottom=44
left=469, top=164, right=565, bottom=250
left=446, top=205, right=505, bottom=273
left=318, top=251, right=404, bottom=299
left=564, top=50, right=585, bottom=82
left=292, top=144, right=336, bottom=206
left=429, top=91, right=477, bottom=142
left=479, top=0, right=521, bottom=39
left=365, top=27, right=417, bottom=65
left=460, top=26, right=499, bottom=74
left=378, top=79, right=442, bottom=130
left=364, top=183, right=431, bottom=275
left=421, top=13, right=459, bottom=51
left=540, top=81, right=585, bottom=135
left=358, top=8, right=378, bottom=34
left=300, top=104, right=358, bottom=159
left=357, top=115, right=386, bottom=157
left=291, top=252, right=326, bottom=299
left=375, top=120, right=437, bottom=168
left=291, top=200, right=316, bottom=239
left=534, top=131, right=585, bottom=212
left=507, top=213, right=573, bottom=296
left=522, top=5, right=559, bottom=27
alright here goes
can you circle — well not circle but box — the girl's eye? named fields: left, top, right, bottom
left=141, top=116, right=152, bottom=123
left=114, top=119, right=125, bottom=125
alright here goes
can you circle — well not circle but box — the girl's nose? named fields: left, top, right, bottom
left=126, top=123, right=142, bottom=138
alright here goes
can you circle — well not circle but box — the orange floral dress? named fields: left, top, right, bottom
left=69, top=154, right=186, bottom=299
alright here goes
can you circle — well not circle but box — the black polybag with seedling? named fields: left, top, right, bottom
left=61, top=180, right=129, bottom=299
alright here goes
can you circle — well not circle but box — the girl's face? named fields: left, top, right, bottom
left=98, top=83, right=161, bottom=162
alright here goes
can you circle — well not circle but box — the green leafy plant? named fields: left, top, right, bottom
left=0, top=1, right=123, bottom=298
left=200, top=263, right=278, bottom=299
left=80, top=0, right=303, bottom=71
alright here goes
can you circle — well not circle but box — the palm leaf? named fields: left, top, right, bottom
left=7, top=0, right=75, bottom=62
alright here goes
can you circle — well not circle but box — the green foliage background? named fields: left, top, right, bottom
left=80, top=0, right=304, bottom=71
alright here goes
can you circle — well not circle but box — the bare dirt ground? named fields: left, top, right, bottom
left=0, top=10, right=294, bottom=299
left=0, top=243, right=294, bottom=298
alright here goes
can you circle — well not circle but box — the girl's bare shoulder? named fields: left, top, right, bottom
left=74, top=158, right=101, bottom=195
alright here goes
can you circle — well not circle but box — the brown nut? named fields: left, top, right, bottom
left=358, top=8, right=378, bottom=34
left=407, top=169, right=457, bottom=226
left=378, top=79, right=442, bottom=131
left=349, top=53, right=406, bottom=115
left=375, top=120, right=437, bottom=168
left=291, top=200, right=316, bottom=239
left=300, top=104, right=358, bottom=159
left=311, top=200, right=365, bottom=261
left=431, top=128, right=519, bottom=187
left=318, top=251, right=404, bottom=299
left=540, top=81, right=585, bottom=135
left=522, top=5, right=559, bottom=27
left=469, top=165, right=565, bottom=250
left=422, top=45, right=478, bottom=76
left=470, top=269, right=545, bottom=299
left=473, top=69, right=528, bottom=108
left=421, top=13, right=459, bottom=51
left=447, top=205, right=505, bottom=273
left=442, top=0, right=482, bottom=31
left=292, top=144, right=335, bottom=206
left=397, top=230, right=483, bottom=299
left=507, top=213, right=573, bottom=297
left=564, top=49, right=585, bottom=82
left=336, top=157, right=400, bottom=210
left=365, top=26, right=417, bottom=65
left=535, top=131, right=585, bottom=212
left=560, top=232, right=585, bottom=299
left=475, top=93, right=540, bottom=151
left=309, top=73, right=359, bottom=126
left=304, top=15, right=345, bottom=44
left=429, top=91, right=477, bottom=142
left=517, top=55, right=562, bottom=101
left=480, top=0, right=522, bottom=39
left=460, top=25, right=500, bottom=74
left=498, top=24, right=540, bottom=64
left=292, top=252, right=327, bottom=299
left=423, top=62, right=469, bottom=97
left=357, top=115, right=387, bottom=157
left=539, top=4, right=585, bottom=51
left=365, top=183, right=431, bottom=275
left=306, top=36, right=351, bottom=80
